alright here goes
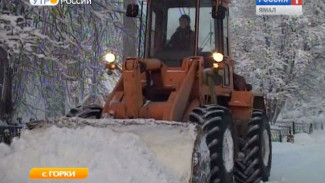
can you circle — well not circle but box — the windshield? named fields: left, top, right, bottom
left=167, top=7, right=216, bottom=52
left=148, top=0, right=226, bottom=67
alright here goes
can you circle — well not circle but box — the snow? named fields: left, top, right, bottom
left=262, top=129, right=271, bottom=166
left=0, top=14, right=22, bottom=26
left=222, top=128, right=234, bottom=173
left=0, top=120, right=198, bottom=183
left=266, top=130, right=325, bottom=183
left=0, top=118, right=324, bottom=183
left=0, top=120, right=7, bottom=126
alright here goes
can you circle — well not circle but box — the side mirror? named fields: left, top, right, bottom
left=212, top=5, right=227, bottom=20
left=126, top=4, right=139, bottom=17
left=246, top=84, right=253, bottom=91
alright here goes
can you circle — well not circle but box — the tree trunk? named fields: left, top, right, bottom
left=272, top=101, right=285, bottom=124
left=0, top=47, right=14, bottom=122
left=0, top=52, right=3, bottom=94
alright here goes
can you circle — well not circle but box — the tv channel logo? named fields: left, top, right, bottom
left=30, top=0, right=59, bottom=6
left=256, top=0, right=303, bottom=15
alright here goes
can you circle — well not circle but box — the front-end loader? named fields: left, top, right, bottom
left=65, top=0, right=272, bottom=182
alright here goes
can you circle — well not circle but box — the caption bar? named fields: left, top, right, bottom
left=256, top=0, right=303, bottom=16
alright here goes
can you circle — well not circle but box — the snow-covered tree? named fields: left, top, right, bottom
left=1, top=0, right=125, bottom=121
left=230, top=0, right=325, bottom=123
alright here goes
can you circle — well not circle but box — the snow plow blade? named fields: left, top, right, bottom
left=27, top=118, right=210, bottom=183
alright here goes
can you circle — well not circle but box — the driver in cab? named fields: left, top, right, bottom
left=167, top=14, right=195, bottom=51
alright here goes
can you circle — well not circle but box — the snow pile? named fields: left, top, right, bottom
left=0, top=125, right=194, bottom=183
left=294, top=131, right=325, bottom=145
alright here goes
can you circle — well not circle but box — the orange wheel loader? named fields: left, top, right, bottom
left=65, top=0, right=272, bottom=182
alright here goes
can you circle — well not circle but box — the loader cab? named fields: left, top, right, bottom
left=128, top=0, right=230, bottom=68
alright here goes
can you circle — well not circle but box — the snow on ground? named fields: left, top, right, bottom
left=0, top=120, right=324, bottom=183
left=266, top=130, right=325, bottom=183
left=0, top=125, right=195, bottom=183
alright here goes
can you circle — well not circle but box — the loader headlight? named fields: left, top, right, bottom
left=104, top=52, right=116, bottom=63
left=212, top=52, right=224, bottom=63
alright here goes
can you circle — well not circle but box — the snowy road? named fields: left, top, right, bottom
left=267, top=130, right=325, bottom=183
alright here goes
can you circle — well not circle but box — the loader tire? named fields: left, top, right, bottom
left=66, top=104, right=102, bottom=119
left=234, top=110, right=272, bottom=183
left=189, top=105, right=235, bottom=183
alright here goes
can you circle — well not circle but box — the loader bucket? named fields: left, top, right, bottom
left=28, top=118, right=210, bottom=183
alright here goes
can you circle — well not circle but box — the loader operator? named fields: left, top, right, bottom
left=167, top=14, right=195, bottom=51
